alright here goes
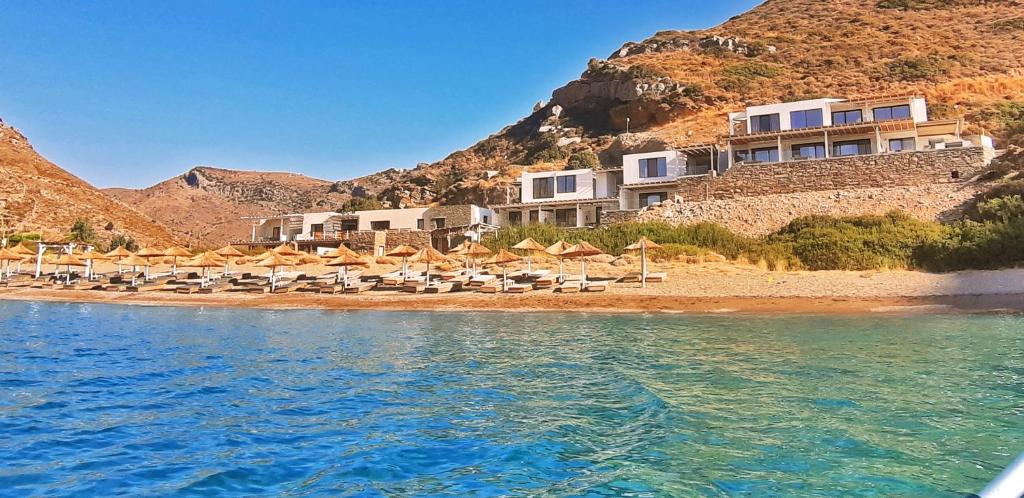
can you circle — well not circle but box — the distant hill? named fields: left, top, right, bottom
left=98, top=0, right=1024, bottom=244
left=0, top=123, right=179, bottom=247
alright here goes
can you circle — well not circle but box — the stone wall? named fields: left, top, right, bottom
left=677, top=147, right=987, bottom=202
left=383, top=230, right=431, bottom=249
left=599, top=209, right=642, bottom=225
left=422, top=205, right=473, bottom=228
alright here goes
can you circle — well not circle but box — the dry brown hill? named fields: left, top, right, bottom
left=113, top=0, right=1024, bottom=244
left=0, top=123, right=179, bottom=247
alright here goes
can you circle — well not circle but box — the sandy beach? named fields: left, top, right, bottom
left=4, top=259, right=1024, bottom=315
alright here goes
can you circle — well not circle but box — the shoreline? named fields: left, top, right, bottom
left=3, top=287, right=1023, bottom=316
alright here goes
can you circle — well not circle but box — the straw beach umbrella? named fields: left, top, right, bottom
left=544, top=240, right=572, bottom=283
left=483, top=249, right=522, bottom=292
left=115, top=254, right=151, bottom=287
left=54, top=253, right=87, bottom=285
left=625, top=237, right=663, bottom=288
left=135, top=247, right=166, bottom=280
left=272, top=243, right=301, bottom=256
left=512, top=238, right=546, bottom=274
left=256, top=251, right=293, bottom=292
left=0, top=248, right=23, bottom=281
left=462, top=242, right=492, bottom=275
left=561, top=241, right=604, bottom=287
left=325, top=253, right=368, bottom=288
left=324, top=245, right=360, bottom=259
left=105, top=246, right=132, bottom=274
left=411, top=247, right=448, bottom=285
left=386, top=244, right=419, bottom=278
left=183, top=251, right=226, bottom=287
left=214, top=245, right=244, bottom=275
left=164, top=246, right=192, bottom=276
left=10, top=243, right=34, bottom=276
left=79, top=249, right=109, bottom=280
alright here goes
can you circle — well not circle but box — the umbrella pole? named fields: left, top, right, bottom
left=502, top=265, right=507, bottom=292
left=342, top=265, right=349, bottom=290
left=336, top=266, right=343, bottom=284
left=271, top=266, right=277, bottom=292
left=581, top=258, right=587, bottom=288
left=527, top=255, right=532, bottom=274
left=641, top=246, right=647, bottom=289
left=172, top=257, right=177, bottom=277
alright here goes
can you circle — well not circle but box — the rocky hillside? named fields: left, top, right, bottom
left=0, top=122, right=179, bottom=247
left=112, top=0, right=1024, bottom=244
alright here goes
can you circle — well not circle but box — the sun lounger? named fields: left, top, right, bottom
left=527, top=269, right=552, bottom=280
left=440, top=269, right=468, bottom=281
left=583, top=281, right=609, bottom=292
left=402, top=281, right=429, bottom=293
left=424, top=281, right=454, bottom=293
left=344, top=282, right=376, bottom=293
left=479, top=279, right=513, bottom=293
left=382, top=272, right=424, bottom=287
left=622, top=272, right=667, bottom=283
left=556, top=281, right=582, bottom=293
left=507, top=283, right=533, bottom=293
left=175, top=285, right=200, bottom=294
left=315, top=284, right=347, bottom=294
left=468, top=274, right=496, bottom=287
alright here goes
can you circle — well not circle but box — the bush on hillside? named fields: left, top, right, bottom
left=964, top=181, right=1024, bottom=220
left=108, top=234, right=138, bottom=252
left=885, top=55, right=952, bottom=82
left=69, top=219, right=97, bottom=244
left=338, top=197, right=384, bottom=213
left=566, top=150, right=600, bottom=170
left=919, top=218, right=1024, bottom=271
left=718, top=62, right=782, bottom=93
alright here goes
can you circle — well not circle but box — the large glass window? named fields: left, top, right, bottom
left=431, top=217, right=446, bottom=229
left=508, top=211, right=522, bottom=226
left=739, top=147, right=780, bottom=163
left=556, top=175, right=576, bottom=193
left=889, top=138, right=916, bottom=152
left=554, top=209, right=577, bottom=227
left=370, top=221, right=391, bottom=231
left=750, top=113, right=781, bottom=133
left=639, top=157, right=667, bottom=178
left=791, top=142, right=826, bottom=160
left=832, top=109, right=863, bottom=125
left=640, top=192, right=668, bottom=208
left=528, top=210, right=540, bottom=224
left=532, top=177, right=554, bottom=199
left=790, top=109, right=823, bottom=129
left=873, top=105, right=911, bottom=122
left=310, top=223, right=324, bottom=235
left=833, top=139, right=871, bottom=157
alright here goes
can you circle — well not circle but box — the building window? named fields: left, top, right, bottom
left=508, top=211, right=522, bottom=226
left=416, top=219, right=424, bottom=230
left=737, top=147, right=780, bottom=164
left=832, top=109, right=863, bottom=125
left=889, top=138, right=915, bottom=152
left=750, top=113, right=781, bottom=133
left=791, top=143, right=826, bottom=160
left=370, top=221, right=391, bottom=231
left=431, top=217, right=445, bottom=229
left=533, top=177, right=554, bottom=199
left=554, top=208, right=577, bottom=227
left=272, top=226, right=281, bottom=240
left=556, top=175, right=576, bottom=193
left=639, top=157, right=667, bottom=178
left=873, top=105, right=911, bottom=122
left=342, top=221, right=358, bottom=231
left=482, top=215, right=490, bottom=224
left=833, top=139, right=871, bottom=157
left=790, top=109, right=823, bottom=130
left=640, top=192, right=668, bottom=208
left=310, top=223, right=324, bottom=235
left=528, top=210, right=540, bottom=224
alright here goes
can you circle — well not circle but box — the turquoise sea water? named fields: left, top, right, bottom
left=0, top=301, right=1021, bottom=497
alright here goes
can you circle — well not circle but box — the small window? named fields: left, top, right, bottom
left=532, top=177, right=554, bottom=199
left=790, top=109, right=823, bottom=130
left=791, top=143, right=826, bottom=160
left=370, top=221, right=391, bottom=231
left=889, top=138, right=915, bottom=152
left=482, top=215, right=490, bottom=224
left=833, top=139, right=871, bottom=157
left=639, top=157, right=668, bottom=178
left=873, top=105, right=911, bottom=122
left=640, top=192, right=668, bottom=208
left=431, top=217, right=445, bottom=229
left=508, top=211, right=522, bottom=226
left=341, top=221, right=358, bottom=231
left=416, top=219, right=424, bottom=230
left=832, top=109, right=863, bottom=126
left=750, top=113, right=781, bottom=133
left=739, top=147, right=780, bottom=163
left=310, top=223, right=324, bottom=235
left=556, top=175, right=576, bottom=193
left=528, top=210, right=540, bottom=224
left=554, top=208, right=577, bottom=227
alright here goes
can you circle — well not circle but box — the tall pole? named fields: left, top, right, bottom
left=35, top=243, right=44, bottom=279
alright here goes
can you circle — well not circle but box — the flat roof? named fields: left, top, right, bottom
left=726, top=119, right=918, bottom=145
left=492, top=197, right=620, bottom=209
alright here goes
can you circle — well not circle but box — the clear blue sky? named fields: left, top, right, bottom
left=0, top=0, right=758, bottom=188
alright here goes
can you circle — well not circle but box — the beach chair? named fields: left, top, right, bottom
left=440, top=269, right=468, bottom=281
left=468, top=274, right=496, bottom=288
left=344, top=281, right=376, bottom=293
left=645, top=272, right=667, bottom=283
left=507, top=282, right=533, bottom=293
left=175, top=285, right=200, bottom=294
left=479, top=279, right=513, bottom=293
left=583, top=281, right=609, bottom=292
left=424, top=281, right=454, bottom=293
left=556, top=280, right=582, bottom=293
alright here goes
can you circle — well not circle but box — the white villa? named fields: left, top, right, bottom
left=491, top=145, right=721, bottom=227
left=725, top=95, right=993, bottom=167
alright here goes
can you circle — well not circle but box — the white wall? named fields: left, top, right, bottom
left=909, top=97, right=928, bottom=123
left=300, top=212, right=339, bottom=235
left=745, top=98, right=844, bottom=132
left=354, top=208, right=429, bottom=231
left=622, top=150, right=685, bottom=185
left=520, top=169, right=595, bottom=203
left=594, top=171, right=621, bottom=198
left=470, top=205, right=494, bottom=225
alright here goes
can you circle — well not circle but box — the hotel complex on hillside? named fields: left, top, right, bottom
left=237, top=95, right=998, bottom=247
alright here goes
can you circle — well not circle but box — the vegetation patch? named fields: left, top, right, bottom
left=718, top=62, right=783, bottom=93
left=991, top=17, right=1024, bottom=32
left=877, top=0, right=991, bottom=9
left=337, top=197, right=384, bottom=213
left=566, top=150, right=600, bottom=170
left=885, top=55, right=954, bottom=82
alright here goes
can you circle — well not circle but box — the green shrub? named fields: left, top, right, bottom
left=964, top=181, right=1024, bottom=220
left=719, top=62, right=782, bottom=93
left=651, top=243, right=708, bottom=262
left=566, top=150, right=599, bottom=170
left=69, top=219, right=96, bottom=244
left=337, top=197, right=384, bottom=213
left=885, top=55, right=952, bottom=82
left=8, top=233, right=40, bottom=244
left=108, top=234, right=138, bottom=252
left=919, top=219, right=1024, bottom=271
left=526, top=134, right=565, bottom=164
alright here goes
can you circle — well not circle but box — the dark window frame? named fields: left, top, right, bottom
left=889, top=137, right=915, bottom=152
left=532, top=177, right=555, bottom=199
left=639, top=157, right=668, bottom=178
left=556, top=174, right=576, bottom=193
left=370, top=220, right=391, bottom=231
left=790, top=109, right=823, bottom=130
left=750, top=113, right=781, bottom=133
left=431, top=217, right=446, bottom=229
left=639, top=192, right=668, bottom=208
left=873, top=104, right=912, bottom=122
left=832, top=109, right=863, bottom=126
left=791, top=142, right=826, bottom=160
left=832, top=139, right=872, bottom=157
left=416, top=219, right=424, bottom=230
left=749, top=147, right=780, bottom=163
left=554, top=208, right=577, bottom=227
left=508, top=211, right=522, bottom=226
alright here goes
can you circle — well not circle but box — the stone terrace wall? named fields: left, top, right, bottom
left=677, top=147, right=987, bottom=201
left=422, top=205, right=473, bottom=227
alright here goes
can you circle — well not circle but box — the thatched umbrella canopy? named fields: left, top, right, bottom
left=292, top=252, right=322, bottom=266
left=461, top=242, right=492, bottom=275
left=323, top=245, right=360, bottom=259
left=325, top=253, right=369, bottom=287
left=11, top=242, right=35, bottom=256
left=512, top=238, right=546, bottom=273
left=164, top=246, right=193, bottom=276
left=116, top=254, right=151, bottom=287
left=214, top=245, right=245, bottom=275
left=79, top=249, right=109, bottom=280
left=105, top=246, right=133, bottom=274
left=544, top=240, right=572, bottom=282
left=386, top=244, right=419, bottom=277
left=256, top=251, right=293, bottom=292
left=561, top=241, right=604, bottom=286
left=411, top=247, right=448, bottom=284
left=0, top=248, right=24, bottom=280
left=183, top=251, right=227, bottom=287
left=135, top=247, right=165, bottom=280
left=272, top=243, right=301, bottom=256
left=625, top=237, right=663, bottom=288
left=55, top=253, right=87, bottom=285
left=483, top=249, right=522, bottom=292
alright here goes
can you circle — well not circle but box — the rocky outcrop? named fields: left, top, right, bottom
left=608, top=33, right=776, bottom=60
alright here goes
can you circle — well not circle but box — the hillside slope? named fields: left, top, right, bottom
left=115, top=0, right=1024, bottom=244
left=0, top=123, right=179, bottom=247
